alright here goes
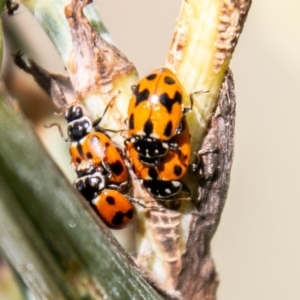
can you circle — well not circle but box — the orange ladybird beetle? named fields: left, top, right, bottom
left=126, top=68, right=193, bottom=165
left=65, top=105, right=129, bottom=192
left=49, top=104, right=145, bottom=229
left=63, top=105, right=142, bottom=229
left=93, top=189, right=136, bottom=229
left=127, top=118, right=192, bottom=199
left=74, top=166, right=137, bottom=229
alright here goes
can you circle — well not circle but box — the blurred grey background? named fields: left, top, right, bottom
left=1, top=0, right=300, bottom=299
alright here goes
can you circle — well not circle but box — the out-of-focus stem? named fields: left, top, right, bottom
left=0, top=98, right=164, bottom=300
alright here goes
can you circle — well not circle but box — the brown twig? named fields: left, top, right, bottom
left=176, top=70, right=236, bottom=299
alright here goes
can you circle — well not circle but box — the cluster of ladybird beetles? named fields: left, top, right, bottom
left=60, top=68, right=198, bottom=229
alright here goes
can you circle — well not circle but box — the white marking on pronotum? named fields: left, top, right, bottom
left=150, top=132, right=159, bottom=139
left=92, top=197, right=99, bottom=205
left=69, top=116, right=92, bottom=134
left=137, top=130, right=146, bottom=136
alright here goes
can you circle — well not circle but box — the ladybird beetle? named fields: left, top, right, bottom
left=49, top=104, right=145, bottom=229
left=74, top=167, right=136, bottom=229
left=127, top=68, right=193, bottom=163
left=65, top=105, right=128, bottom=192
left=128, top=118, right=191, bottom=180
left=127, top=118, right=192, bottom=199
left=92, top=189, right=136, bottom=229
left=74, top=168, right=136, bottom=229
left=74, top=163, right=148, bottom=229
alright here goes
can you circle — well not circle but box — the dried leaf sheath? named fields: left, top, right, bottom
left=64, top=0, right=135, bottom=97
left=24, top=0, right=139, bottom=137
left=63, top=0, right=139, bottom=139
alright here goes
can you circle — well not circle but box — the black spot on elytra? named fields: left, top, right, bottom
left=134, top=86, right=150, bottom=107
left=159, top=91, right=182, bottom=113
left=112, top=208, right=134, bottom=226
left=109, top=160, right=124, bottom=176
left=86, top=152, right=93, bottom=159
left=163, top=121, right=173, bottom=137
left=128, top=114, right=134, bottom=129
left=106, top=195, right=115, bottom=205
left=164, top=76, right=175, bottom=85
left=173, top=165, right=183, bottom=176
left=146, top=73, right=157, bottom=81
left=112, top=212, right=123, bottom=225
left=143, top=119, right=154, bottom=135
left=76, top=157, right=81, bottom=164
left=105, top=142, right=110, bottom=148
